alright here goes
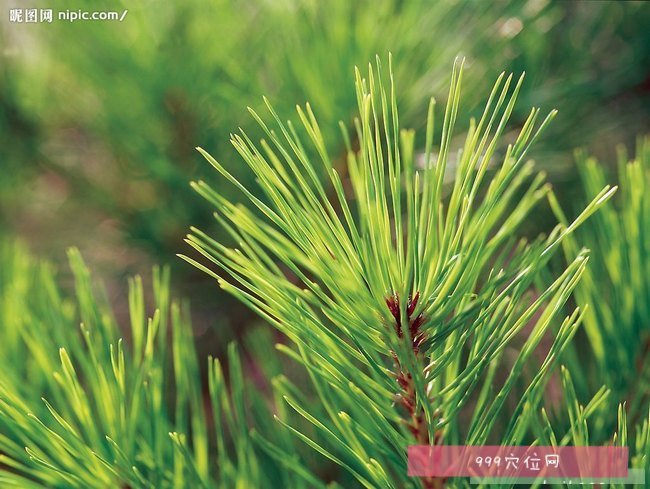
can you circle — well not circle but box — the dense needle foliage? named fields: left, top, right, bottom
left=0, top=243, right=324, bottom=488
left=551, top=138, right=650, bottom=482
left=182, top=58, right=634, bottom=487
left=1, top=46, right=649, bottom=486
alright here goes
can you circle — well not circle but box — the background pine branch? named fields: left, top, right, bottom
left=0, top=242, right=319, bottom=488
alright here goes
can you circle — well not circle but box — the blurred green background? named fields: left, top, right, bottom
left=1, top=0, right=649, bottom=346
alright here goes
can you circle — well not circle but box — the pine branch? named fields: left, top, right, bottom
left=550, top=135, right=650, bottom=479
left=184, top=56, right=615, bottom=488
left=0, top=242, right=311, bottom=488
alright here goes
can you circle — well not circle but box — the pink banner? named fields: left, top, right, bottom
left=408, top=445, right=628, bottom=478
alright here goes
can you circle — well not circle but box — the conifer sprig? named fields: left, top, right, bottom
left=184, top=57, right=615, bottom=487
left=0, top=243, right=312, bottom=488
left=550, top=136, right=650, bottom=479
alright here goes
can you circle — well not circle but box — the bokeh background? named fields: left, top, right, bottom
left=1, top=0, right=649, bottom=357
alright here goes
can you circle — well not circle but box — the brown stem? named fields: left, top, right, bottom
left=386, top=292, right=445, bottom=489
